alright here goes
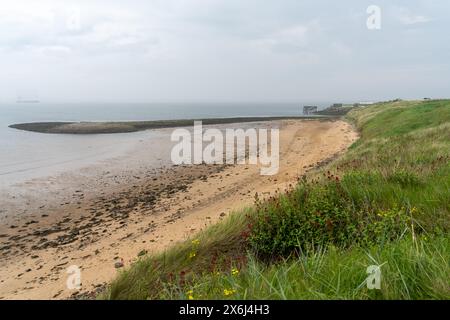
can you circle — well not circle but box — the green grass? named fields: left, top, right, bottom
left=160, top=237, right=449, bottom=300
left=105, top=211, right=249, bottom=300
left=103, top=99, right=450, bottom=300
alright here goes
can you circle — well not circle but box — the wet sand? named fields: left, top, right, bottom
left=0, top=119, right=358, bottom=299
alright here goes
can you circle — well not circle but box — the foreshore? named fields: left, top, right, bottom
left=9, top=116, right=328, bottom=134
left=0, top=119, right=357, bottom=299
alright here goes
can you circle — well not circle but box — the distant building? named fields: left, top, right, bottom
left=331, top=103, right=343, bottom=108
left=303, top=106, right=318, bottom=115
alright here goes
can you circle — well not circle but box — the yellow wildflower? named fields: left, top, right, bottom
left=223, top=288, right=236, bottom=296
left=187, top=290, right=194, bottom=300
left=189, top=252, right=196, bottom=259
left=231, top=268, right=239, bottom=276
left=192, top=239, right=200, bottom=245
left=410, top=207, right=419, bottom=214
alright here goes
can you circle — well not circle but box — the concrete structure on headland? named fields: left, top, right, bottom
left=353, top=102, right=375, bottom=108
left=303, top=106, right=318, bottom=115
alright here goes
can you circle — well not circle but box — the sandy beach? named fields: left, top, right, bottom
left=0, top=119, right=357, bottom=299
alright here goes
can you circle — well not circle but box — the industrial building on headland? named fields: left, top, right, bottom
left=303, top=105, right=318, bottom=115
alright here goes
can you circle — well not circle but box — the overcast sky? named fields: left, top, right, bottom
left=0, top=0, right=449, bottom=103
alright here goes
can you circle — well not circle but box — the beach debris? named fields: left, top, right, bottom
left=137, top=249, right=147, bottom=257
left=114, top=259, right=124, bottom=269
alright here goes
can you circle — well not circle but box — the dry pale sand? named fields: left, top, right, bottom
left=0, top=119, right=358, bottom=299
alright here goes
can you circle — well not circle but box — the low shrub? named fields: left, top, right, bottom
left=387, top=170, right=423, bottom=187
left=248, top=176, right=411, bottom=259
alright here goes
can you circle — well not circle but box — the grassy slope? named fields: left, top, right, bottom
left=104, top=100, right=449, bottom=300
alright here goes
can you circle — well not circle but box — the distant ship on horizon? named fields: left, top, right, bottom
left=16, top=99, right=40, bottom=103
left=16, top=95, right=40, bottom=103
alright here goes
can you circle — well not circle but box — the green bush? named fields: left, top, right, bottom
left=341, top=170, right=383, bottom=185
left=248, top=176, right=410, bottom=258
left=387, top=170, right=423, bottom=187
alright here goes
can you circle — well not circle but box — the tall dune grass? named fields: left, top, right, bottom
left=104, top=100, right=450, bottom=300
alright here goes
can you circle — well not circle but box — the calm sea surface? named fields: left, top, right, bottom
left=0, top=102, right=330, bottom=186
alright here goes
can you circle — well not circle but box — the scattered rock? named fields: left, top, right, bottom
left=137, top=250, right=147, bottom=257
left=114, top=261, right=124, bottom=269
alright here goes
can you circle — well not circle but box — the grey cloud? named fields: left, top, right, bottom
left=0, top=0, right=449, bottom=103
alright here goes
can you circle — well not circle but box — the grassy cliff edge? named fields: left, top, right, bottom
left=103, top=100, right=449, bottom=300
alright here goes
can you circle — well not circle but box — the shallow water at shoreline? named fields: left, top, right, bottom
left=0, top=102, right=289, bottom=223
left=0, top=102, right=332, bottom=222
left=0, top=118, right=359, bottom=299
left=0, top=102, right=329, bottom=186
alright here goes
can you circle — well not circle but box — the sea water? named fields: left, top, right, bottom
left=0, top=102, right=329, bottom=188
